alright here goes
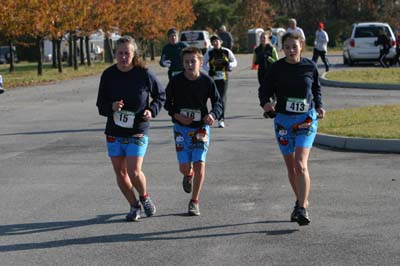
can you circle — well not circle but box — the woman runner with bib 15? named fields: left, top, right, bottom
left=258, top=32, right=326, bottom=226
left=96, top=36, right=166, bottom=222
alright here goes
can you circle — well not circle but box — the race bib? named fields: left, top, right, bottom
left=180, top=108, right=201, bottom=121
left=286, top=98, right=309, bottom=113
left=214, top=71, right=225, bottom=80
left=113, top=110, right=136, bottom=128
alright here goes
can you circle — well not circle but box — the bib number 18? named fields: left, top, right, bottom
left=180, top=109, right=201, bottom=121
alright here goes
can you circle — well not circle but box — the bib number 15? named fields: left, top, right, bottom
left=113, top=110, right=136, bottom=128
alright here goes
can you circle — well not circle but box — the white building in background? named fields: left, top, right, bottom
left=43, top=30, right=121, bottom=62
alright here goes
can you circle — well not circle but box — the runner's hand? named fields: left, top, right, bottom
left=142, top=109, right=152, bottom=121
left=203, top=114, right=215, bottom=125
left=316, top=107, right=326, bottom=119
left=112, top=100, right=124, bottom=112
left=262, top=102, right=275, bottom=113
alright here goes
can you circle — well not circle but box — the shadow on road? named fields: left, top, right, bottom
left=0, top=215, right=297, bottom=252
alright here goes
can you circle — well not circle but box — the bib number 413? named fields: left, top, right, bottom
left=286, top=98, right=309, bottom=113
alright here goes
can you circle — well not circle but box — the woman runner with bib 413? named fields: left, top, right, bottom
left=96, top=36, right=166, bottom=222
left=258, top=32, right=325, bottom=226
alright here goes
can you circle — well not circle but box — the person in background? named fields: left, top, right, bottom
left=286, top=18, right=306, bottom=42
left=253, top=30, right=279, bottom=86
left=164, top=47, right=222, bottom=216
left=0, top=75, right=4, bottom=94
left=259, top=32, right=325, bottom=226
left=375, top=29, right=391, bottom=68
left=394, top=31, right=400, bottom=66
left=203, top=35, right=237, bottom=128
left=312, top=22, right=330, bottom=72
left=217, top=25, right=234, bottom=50
left=160, top=28, right=189, bottom=80
left=97, top=36, right=166, bottom=222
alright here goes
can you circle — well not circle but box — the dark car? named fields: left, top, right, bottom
left=0, top=46, right=19, bottom=64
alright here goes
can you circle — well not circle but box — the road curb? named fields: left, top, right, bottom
left=320, top=72, right=400, bottom=90
left=315, top=133, right=400, bottom=153
left=317, top=71, right=400, bottom=153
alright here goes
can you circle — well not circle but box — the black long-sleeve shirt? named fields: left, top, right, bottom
left=258, top=57, right=323, bottom=114
left=96, top=65, right=166, bottom=136
left=164, top=72, right=223, bottom=128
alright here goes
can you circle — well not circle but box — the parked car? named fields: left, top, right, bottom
left=0, top=46, right=19, bottom=64
left=343, top=22, right=397, bottom=66
left=179, top=30, right=211, bottom=54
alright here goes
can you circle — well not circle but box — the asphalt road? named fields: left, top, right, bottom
left=1, top=54, right=399, bottom=266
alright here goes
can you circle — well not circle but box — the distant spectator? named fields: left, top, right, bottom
left=286, top=18, right=306, bottom=41
left=94, top=45, right=103, bottom=61
left=375, top=29, right=391, bottom=68
left=217, top=25, right=233, bottom=50
left=312, top=22, right=330, bottom=72
left=0, top=75, right=4, bottom=94
left=395, top=31, right=400, bottom=66
left=267, top=27, right=278, bottom=47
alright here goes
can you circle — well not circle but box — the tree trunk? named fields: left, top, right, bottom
left=150, top=41, right=155, bottom=61
left=73, top=34, right=78, bottom=70
left=52, top=39, right=57, bottom=68
left=36, top=37, right=43, bottom=76
left=56, top=39, right=63, bottom=73
left=8, top=42, right=15, bottom=73
left=68, top=33, right=73, bottom=67
left=80, top=37, right=85, bottom=65
left=85, top=36, right=91, bottom=66
left=104, top=37, right=114, bottom=63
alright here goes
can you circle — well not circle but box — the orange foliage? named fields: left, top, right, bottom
left=120, top=0, right=195, bottom=40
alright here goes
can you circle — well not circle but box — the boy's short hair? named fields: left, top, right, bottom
left=181, top=46, right=203, bottom=60
left=167, top=28, right=178, bottom=36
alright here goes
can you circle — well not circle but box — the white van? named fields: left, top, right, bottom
left=179, top=30, right=211, bottom=54
left=343, top=22, right=397, bottom=66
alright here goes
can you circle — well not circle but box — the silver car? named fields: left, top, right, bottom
left=343, top=22, right=397, bottom=66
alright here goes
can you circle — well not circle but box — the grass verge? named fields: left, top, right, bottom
left=318, top=104, right=400, bottom=139
left=0, top=61, right=110, bottom=89
left=325, top=68, right=400, bottom=84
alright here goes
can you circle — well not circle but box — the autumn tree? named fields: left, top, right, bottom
left=79, top=0, right=119, bottom=65
left=233, top=0, right=275, bottom=52
left=16, top=0, right=54, bottom=75
left=119, top=0, right=195, bottom=60
left=0, top=0, right=24, bottom=73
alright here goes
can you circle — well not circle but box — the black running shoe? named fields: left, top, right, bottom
left=182, top=175, right=193, bottom=193
left=297, top=207, right=311, bottom=226
left=290, top=200, right=299, bottom=222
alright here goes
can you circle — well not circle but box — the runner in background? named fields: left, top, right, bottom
left=312, top=22, right=330, bottom=72
left=253, top=30, right=279, bottom=86
left=160, top=28, right=189, bottom=80
left=203, top=35, right=237, bottom=128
